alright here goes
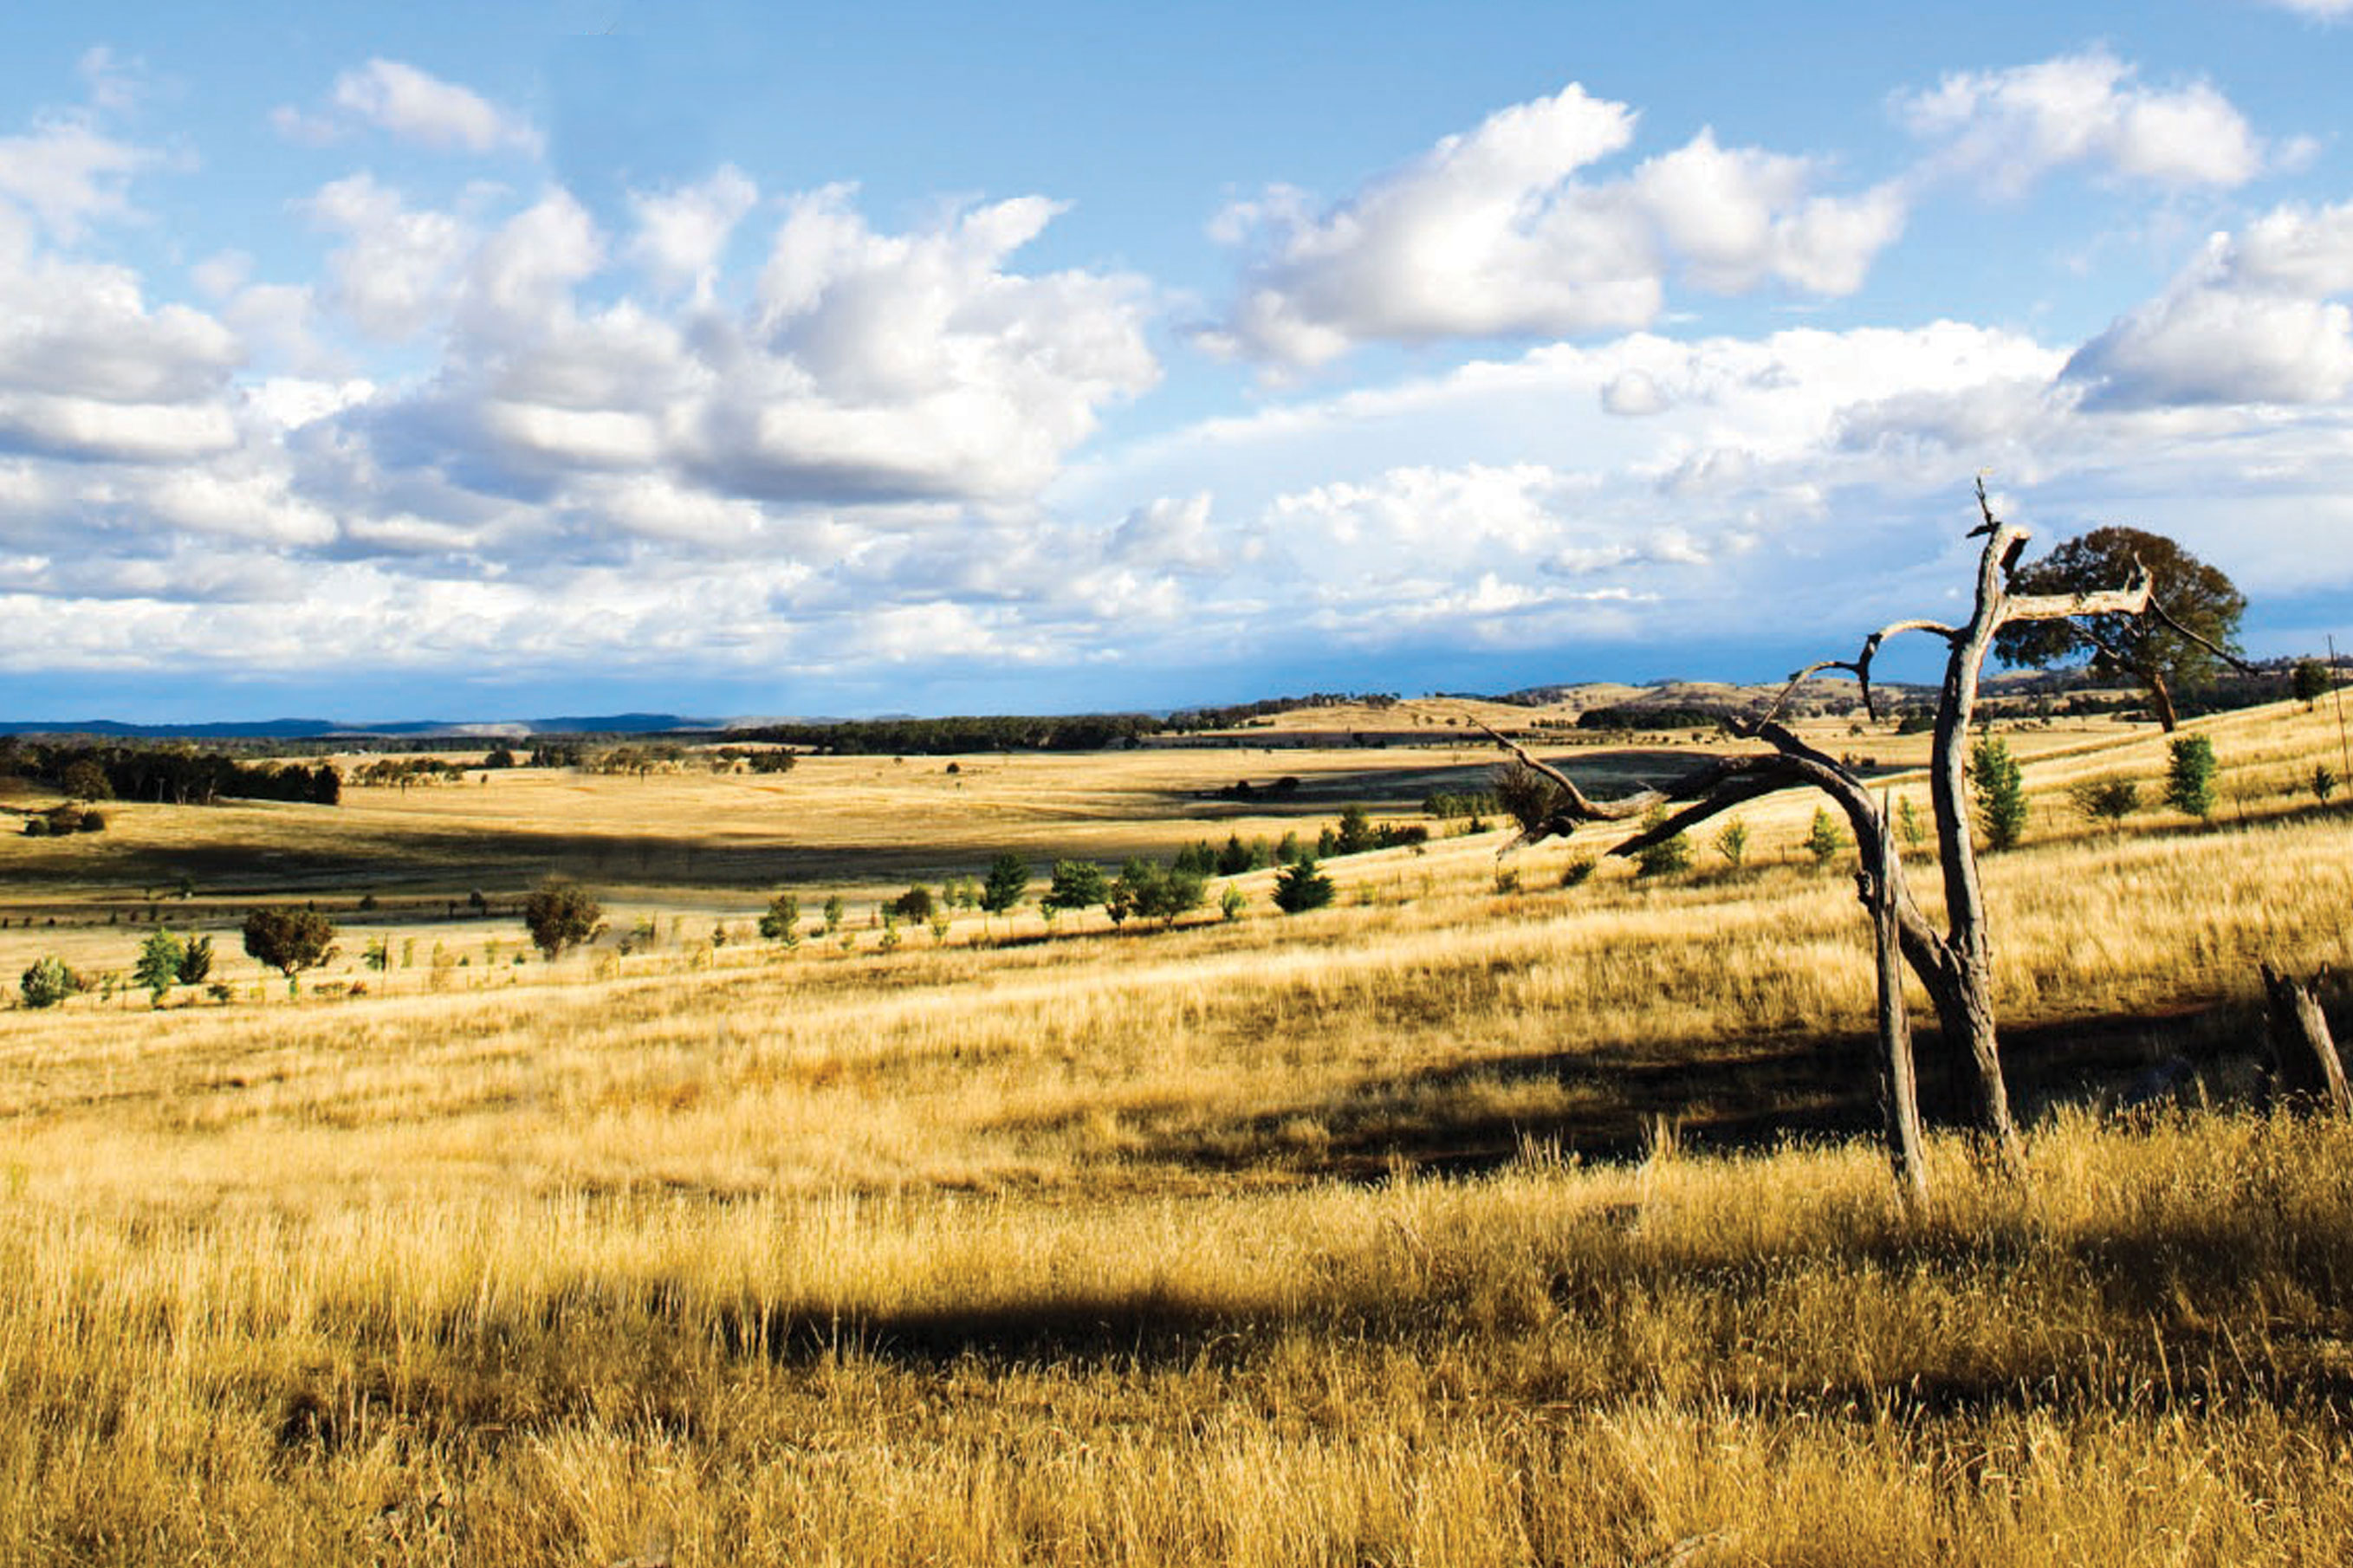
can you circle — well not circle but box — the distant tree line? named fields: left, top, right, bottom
left=1574, top=703, right=1746, bottom=732
left=1164, top=693, right=1398, bottom=733
left=0, top=738, right=340, bottom=807
left=729, top=714, right=1160, bottom=755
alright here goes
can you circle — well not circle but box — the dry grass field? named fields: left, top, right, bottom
left=1, top=697, right=2350, bottom=1564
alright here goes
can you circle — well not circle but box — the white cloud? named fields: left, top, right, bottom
left=2258, top=0, right=2353, bottom=16
left=1207, top=83, right=1905, bottom=367
left=628, top=165, right=759, bottom=298
left=306, top=173, right=475, bottom=340
left=1898, top=50, right=2267, bottom=196
left=2065, top=202, right=2353, bottom=407
left=0, top=117, right=153, bottom=242
left=289, top=58, right=543, bottom=157
left=1110, top=493, right=1223, bottom=573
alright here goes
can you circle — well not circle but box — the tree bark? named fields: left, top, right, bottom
left=2148, top=667, right=2180, bottom=733
left=1870, top=821, right=1929, bottom=1206
left=2260, top=962, right=2351, bottom=1118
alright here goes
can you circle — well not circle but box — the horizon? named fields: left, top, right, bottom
left=5, top=2, right=2353, bottom=722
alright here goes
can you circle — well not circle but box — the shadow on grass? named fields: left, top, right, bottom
left=989, top=997, right=2294, bottom=1184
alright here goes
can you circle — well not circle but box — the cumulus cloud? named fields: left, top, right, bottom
left=0, top=117, right=154, bottom=242
left=306, top=173, right=476, bottom=340
left=1898, top=50, right=2268, bottom=196
left=0, top=124, right=243, bottom=467
left=2065, top=201, right=2353, bottom=407
left=628, top=165, right=759, bottom=298
left=275, top=59, right=541, bottom=157
left=1206, top=83, right=1905, bottom=368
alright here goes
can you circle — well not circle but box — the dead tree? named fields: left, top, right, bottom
left=1486, top=482, right=2194, bottom=1189
left=2260, top=962, right=2351, bottom=1118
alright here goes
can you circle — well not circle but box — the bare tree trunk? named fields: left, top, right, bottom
left=2149, top=668, right=2180, bottom=733
left=1870, top=823, right=1928, bottom=1206
left=1927, top=527, right=2024, bottom=1164
left=2260, top=962, right=2351, bottom=1118
left=1478, top=483, right=2169, bottom=1194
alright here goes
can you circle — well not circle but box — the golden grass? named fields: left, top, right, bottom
left=0, top=699, right=2349, bottom=1561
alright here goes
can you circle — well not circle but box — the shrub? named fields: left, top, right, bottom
left=1272, top=858, right=1335, bottom=914
left=1805, top=807, right=1845, bottom=867
left=1714, top=817, right=1749, bottom=869
left=822, top=895, right=846, bottom=934
left=134, top=929, right=185, bottom=1004
left=1632, top=806, right=1690, bottom=879
left=521, top=879, right=604, bottom=959
left=177, top=935, right=213, bottom=985
left=1896, top=795, right=1926, bottom=853
left=20, top=956, right=75, bottom=1009
left=242, top=907, right=339, bottom=980
left=2313, top=764, right=2339, bottom=806
left=1560, top=857, right=1597, bottom=889
left=2166, top=735, right=2217, bottom=820
left=1971, top=735, right=2028, bottom=851
left=1219, top=886, right=1247, bottom=922
left=888, top=884, right=936, bottom=923
left=2069, top=777, right=2140, bottom=825
left=759, top=891, right=801, bottom=945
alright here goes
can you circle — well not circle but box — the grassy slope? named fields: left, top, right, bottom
left=0, top=701, right=2349, bottom=1563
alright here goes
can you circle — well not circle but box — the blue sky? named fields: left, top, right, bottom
left=4, top=0, right=2352, bottom=721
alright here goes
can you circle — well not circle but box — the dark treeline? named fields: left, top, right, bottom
left=1164, top=693, right=1399, bottom=733
left=0, top=737, right=340, bottom=806
left=1575, top=703, right=1748, bottom=732
left=729, top=714, right=1160, bottom=755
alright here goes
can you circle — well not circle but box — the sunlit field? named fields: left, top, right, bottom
left=2, top=697, right=2350, bottom=1564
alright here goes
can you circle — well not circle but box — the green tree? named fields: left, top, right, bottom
left=1994, top=527, right=2245, bottom=732
left=2165, top=735, right=2217, bottom=820
left=1714, top=816, right=1749, bottom=870
left=60, top=757, right=111, bottom=801
left=758, top=891, right=801, bottom=946
left=1805, top=807, right=1846, bottom=867
left=2068, top=777, right=2139, bottom=825
left=242, top=907, right=339, bottom=988
left=821, top=894, right=846, bottom=935
left=1272, top=857, right=1335, bottom=913
left=177, top=935, right=213, bottom=985
left=888, top=884, right=936, bottom=923
left=134, top=929, right=185, bottom=1005
left=1896, top=795, right=1926, bottom=855
left=1044, top=859, right=1110, bottom=912
left=1219, top=885, right=1248, bottom=922
left=2293, top=658, right=2333, bottom=709
left=1971, top=736, right=2028, bottom=851
left=521, top=879, right=604, bottom=959
left=981, top=852, right=1029, bottom=917
left=20, top=956, right=75, bottom=1009
left=1332, top=804, right=1377, bottom=856
left=1214, top=833, right=1256, bottom=877
left=1107, top=859, right=1202, bottom=927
